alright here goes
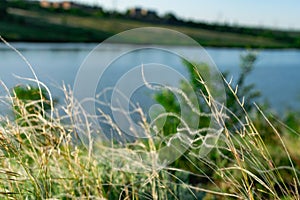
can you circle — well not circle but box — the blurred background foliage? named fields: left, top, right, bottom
left=154, top=51, right=300, bottom=198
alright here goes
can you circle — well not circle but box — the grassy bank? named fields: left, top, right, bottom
left=1, top=6, right=300, bottom=48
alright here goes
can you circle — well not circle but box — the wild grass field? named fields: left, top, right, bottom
left=0, top=37, right=300, bottom=199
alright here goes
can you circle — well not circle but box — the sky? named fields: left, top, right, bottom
left=51, top=0, right=300, bottom=30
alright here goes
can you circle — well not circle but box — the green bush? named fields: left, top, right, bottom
left=12, top=85, right=51, bottom=125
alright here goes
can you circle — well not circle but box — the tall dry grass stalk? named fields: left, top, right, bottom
left=0, top=37, right=299, bottom=199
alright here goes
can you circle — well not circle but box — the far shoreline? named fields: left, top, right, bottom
left=1, top=40, right=300, bottom=50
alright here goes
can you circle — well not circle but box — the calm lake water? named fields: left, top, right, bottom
left=0, top=43, right=300, bottom=114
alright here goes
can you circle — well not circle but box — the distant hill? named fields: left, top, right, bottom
left=1, top=0, right=300, bottom=48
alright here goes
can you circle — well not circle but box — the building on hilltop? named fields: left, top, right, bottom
left=129, top=7, right=158, bottom=21
left=40, top=1, right=73, bottom=10
left=40, top=1, right=102, bottom=13
left=40, top=0, right=51, bottom=8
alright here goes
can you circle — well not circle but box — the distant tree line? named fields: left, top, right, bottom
left=3, top=0, right=300, bottom=45
left=0, top=0, right=7, bottom=18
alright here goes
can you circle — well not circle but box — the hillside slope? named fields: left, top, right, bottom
left=2, top=7, right=300, bottom=48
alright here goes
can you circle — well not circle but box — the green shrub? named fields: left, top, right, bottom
left=12, top=85, right=51, bottom=122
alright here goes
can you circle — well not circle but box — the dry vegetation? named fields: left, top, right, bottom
left=0, top=38, right=299, bottom=200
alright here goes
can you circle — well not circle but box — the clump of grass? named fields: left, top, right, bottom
left=0, top=37, right=299, bottom=199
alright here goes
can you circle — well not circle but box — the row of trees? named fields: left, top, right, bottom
left=0, top=0, right=7, bottom=18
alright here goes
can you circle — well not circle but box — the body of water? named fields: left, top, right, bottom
left=0, top=43, right=300, bottom=114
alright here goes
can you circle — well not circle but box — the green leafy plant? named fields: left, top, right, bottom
left=12, top=85, right=51, bottom=122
